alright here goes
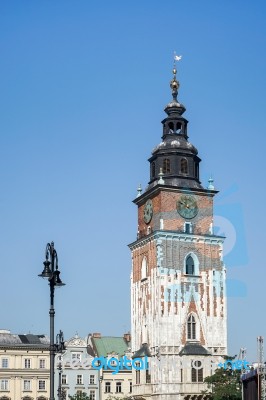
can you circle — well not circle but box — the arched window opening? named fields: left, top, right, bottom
left=186, top=255, right=194, bottom=275
left=163, top=158, right=170, bottom=174
left=181, top=158, right=188, bottom=174
left=141, top=257, right=148, bottom=280
left=176, top=122, right=182, bottom=134
left=187, top=315, right=196, bottom=340
left=151, top=162, right=156, bottom=178
left=168, top=122, right=174, bottom=133
left=191, top=361, right=203, bottom=382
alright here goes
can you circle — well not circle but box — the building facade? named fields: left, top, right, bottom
left=0, top=329, right=50, bottom=400
left=55, top=333, right=100, bottom=399
left=88, top=332, right=132, bottom=400
left=129, top=67, right=227, bottom=400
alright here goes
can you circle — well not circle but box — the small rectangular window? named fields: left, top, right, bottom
left=1, top=358, right=8, bottom=368
left=116, top=382, right=122, bottom=393
left=185, top=223, right=191, bottom=233
left=72, top=353, right=81, bottom=361
left=130, top=382, right=132, bottom=393
left=24, top=359, right=31, bottom=368
left=0, top=379, right=8, bottom=390
left=39, top=359, right=46, bottom=369
left=62, top=375, right=67, bottom=385
left=105, top=382, right=111, bottom=393
left=24, top=380, right=31, bottom=390
left=89, top=389, right=96, bottom=400
left=77, top=374, right=83, bottom=385
left=38, top=380, right=45, bottom=390
left=90, top=375, right=95, bottom=384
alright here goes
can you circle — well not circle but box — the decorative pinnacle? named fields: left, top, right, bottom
left=158, top=168, right=165, bottom=185
left=137, top=184, right=142, bottom=197
left=207, top=176, right=215, bottom=190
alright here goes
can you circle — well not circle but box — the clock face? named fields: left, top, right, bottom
left=177, top=195, right=198, bottom=219
left=143, top=199, right=153, bottom=224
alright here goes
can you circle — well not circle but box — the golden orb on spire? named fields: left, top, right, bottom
left=170, top=77, right=179, bottom=91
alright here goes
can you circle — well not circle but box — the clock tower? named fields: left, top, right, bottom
left=129, top=67, right=227, bottom=400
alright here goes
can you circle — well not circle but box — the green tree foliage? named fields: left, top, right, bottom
left=68, top=392, right=90, bottom=400
left=203, top=365, right=242, bottom=400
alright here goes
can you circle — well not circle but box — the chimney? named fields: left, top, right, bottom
left=92, top=332, right=101, bottom=338
left=124, top=332, right=131, bottom=343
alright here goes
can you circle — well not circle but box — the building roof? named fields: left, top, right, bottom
left=179, top=343, right=210, bottom=356
left=0, top=330, right=49, bottom=348
left=92, top=336, right=130, bottom=357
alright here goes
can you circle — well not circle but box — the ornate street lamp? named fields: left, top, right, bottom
left=39, top=242, right=65, bottom=400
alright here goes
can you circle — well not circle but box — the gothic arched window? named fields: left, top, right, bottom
left=186, top=255, right=194, bottom=275
left=180, top=158, right=188, bottom=174
left=187, top=315, right=196, bottom=340
left=191, top=360, right=203, bottom=382
left=163, top=158, right=170, bottom=174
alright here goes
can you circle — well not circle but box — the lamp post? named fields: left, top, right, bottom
left=38, top=241, right=65, bottom=400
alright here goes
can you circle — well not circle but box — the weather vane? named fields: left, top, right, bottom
left=173, top=51, right=182, bottom=69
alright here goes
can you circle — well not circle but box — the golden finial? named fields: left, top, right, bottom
left=170, top=52, right=182, bottom=100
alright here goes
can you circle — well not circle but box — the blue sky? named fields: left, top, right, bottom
left=0, top=0, right=265, bottom=361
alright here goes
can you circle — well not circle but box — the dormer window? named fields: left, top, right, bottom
left=180, top=158, right=188, bottom=174
left=151, top=162, right=155, bottom=178
left=163, top=158, right=170, bottom=173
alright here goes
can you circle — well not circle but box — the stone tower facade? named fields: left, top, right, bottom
left=129, top=67, right=227, bottom=400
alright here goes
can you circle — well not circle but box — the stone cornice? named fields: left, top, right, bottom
left=129, top=230, right=224, bottom=250
left=133, top=185, right=217, bottom=206
left=0, top=345, right=49, bottom=351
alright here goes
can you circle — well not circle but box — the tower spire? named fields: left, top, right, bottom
left=145, top=56, right=203, bottom=191
left=165, top=54, right=185, bottom=116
